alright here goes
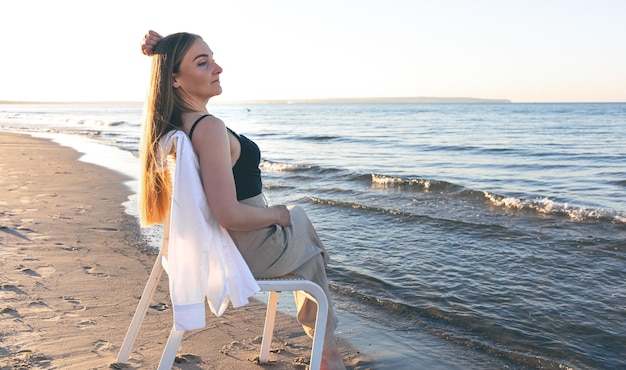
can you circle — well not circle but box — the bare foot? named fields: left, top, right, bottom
left=321, top=346, right=346, bottom=370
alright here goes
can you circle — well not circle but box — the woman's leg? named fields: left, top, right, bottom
left=291, top=256, right=344, bottom=370
left=292, top=253, right=338, bottom=340
left=230, top=197, right=344, bottom=368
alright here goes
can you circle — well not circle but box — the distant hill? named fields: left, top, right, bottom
left=217, top=96, right=512, bottom=104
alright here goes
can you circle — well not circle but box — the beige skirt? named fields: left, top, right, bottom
left=228, top=193, right=338, bottom=339
left=228, top=194, right=329, bottom=278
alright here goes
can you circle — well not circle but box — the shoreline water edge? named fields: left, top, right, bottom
left=0, top=131, right=377, bottom=369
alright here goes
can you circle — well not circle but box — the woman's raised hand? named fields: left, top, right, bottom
left=140, top=30, right=163, bottom=56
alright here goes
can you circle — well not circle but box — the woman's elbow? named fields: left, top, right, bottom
left=218, top=219, right=243, bottom=230
left=213, top=211, right=238, bottom=230
left=212, top=206, right=248, bottom=230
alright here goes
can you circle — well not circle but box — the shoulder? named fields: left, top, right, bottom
left=185, top=113, right=224, bottom=130
left=185, top=114, right=226, bottom=139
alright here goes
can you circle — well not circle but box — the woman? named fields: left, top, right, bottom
left=139, top=31, right=345, bottom=370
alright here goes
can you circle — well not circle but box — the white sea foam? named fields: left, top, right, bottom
left=371, top=174, right=431, bottom=190
left=484, top=191, right=625, bottom=223
left=260, top=161, right=308, bottom=172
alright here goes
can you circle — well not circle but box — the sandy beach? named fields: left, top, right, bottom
left=0, top=132, right=371, bottom=370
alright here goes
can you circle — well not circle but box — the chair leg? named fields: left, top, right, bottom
left=116, top=253, right=165, bottom=363
left=158, top=326, right=185, bottom=370
left=308, top=289, right=328, bottom=370
left=259, top=291, right=280, bottom=363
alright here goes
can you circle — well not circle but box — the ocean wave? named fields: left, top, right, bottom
left=260, top=160, right=317, bottom=172
left=65, top=118, right=127, bottom=127
left=306, top=195, right=433, bottom=219
left=483, top=191, right=626, bottom=223
left=0, top=112, right=21, bottom=119
left=305, top=195, right=514, bottom=235
left=368, top=173, right=626, bottom=224
left=263, top=184, right=295, bottom=190
left=298, top=134, right=341, bottom=141
left=371, top=173, right=463, bottom=192
left=260, top=159, right=343, bottom=175
left=260, top=158, right=626, bottom=225
left=305, top=195, right=486, bottom=228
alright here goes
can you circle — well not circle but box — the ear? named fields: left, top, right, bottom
left=172, top=74, right=181, bottom=89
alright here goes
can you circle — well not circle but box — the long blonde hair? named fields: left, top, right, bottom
left=139, top=32, right=200, bottom=226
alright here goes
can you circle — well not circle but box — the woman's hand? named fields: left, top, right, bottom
left=140, top=30, right=163, bottom=56
left=270, top=205, right=292, bottom=227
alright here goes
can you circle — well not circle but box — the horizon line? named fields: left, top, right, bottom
left=1, top=96, right=625, bottom=105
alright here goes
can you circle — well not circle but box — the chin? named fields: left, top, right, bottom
left=208, top=91, right=222, bottom=101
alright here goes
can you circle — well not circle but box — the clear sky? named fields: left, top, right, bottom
left=2, top=0, right=625, bottom=103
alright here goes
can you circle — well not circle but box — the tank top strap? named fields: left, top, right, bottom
left=188, top=114, right=213, bottom=141
left=226, top=126, right=240, bottom=139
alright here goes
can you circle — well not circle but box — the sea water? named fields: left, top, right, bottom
left=1, top=102, right=624, bottom=369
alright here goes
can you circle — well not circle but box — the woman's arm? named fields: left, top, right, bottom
left=191, top=115, right=291, bottom=231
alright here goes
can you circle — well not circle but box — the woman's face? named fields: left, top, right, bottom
left=173, top=38, right=223, bottom=100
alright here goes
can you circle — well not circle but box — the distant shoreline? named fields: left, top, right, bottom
left=217, top=97, right=514, bottom=104
left=1, top=96, right=511, bottom=105
left=0, top=100, right=141, bottom=105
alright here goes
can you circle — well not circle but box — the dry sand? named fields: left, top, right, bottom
left=0, top=132, right=373, bottom=369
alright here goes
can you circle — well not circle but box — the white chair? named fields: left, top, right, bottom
left=116, top=134, right=328, bottom=370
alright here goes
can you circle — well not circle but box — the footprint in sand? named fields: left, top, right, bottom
left=16, top=265, right=41, bottom=277
left=82, top=265, right=108, bottom=277
left=35, top=265, right=55, bottom=277
left=0, top=306, right=20, bottom=318
left=149, top=302, right=169, bottom=312
left=60, top=296, right=86, bottom=311
left=93, top=339, right=113, bottom=354
left=75, top=206, right=89, bottom=215
left=88, top=227, right=119, bottom=232
left=15, top=264, right=56, bottom=278
left=41, top=314, right=62, bottom=322
left=19, top=217, right=38, bottom=225
left=174, top=353, right=202, bottom=365
left=26, top=299, right=56, bottom=318
left=28, top=299, right=49, bottom=309
left=0, top=283, right=26, bottom=295
left=75, top=319, right=97, bottom=329
left=15, top=225, right=35, bottom=232
left=7, top=208, right=24, bottom=216
left=0, top=226, right=32, bottom=241
left=4, top=349, right=51, bottom=368
left=59, top=244, right=82, bottom=252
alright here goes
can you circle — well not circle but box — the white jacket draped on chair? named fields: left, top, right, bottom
left=158, top=130, right=259, bottom=330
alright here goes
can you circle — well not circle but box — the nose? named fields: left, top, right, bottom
left=215, top=62, right=223, bottom=74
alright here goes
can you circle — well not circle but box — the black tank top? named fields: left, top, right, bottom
left=189, top=115, right=262, bottom=200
